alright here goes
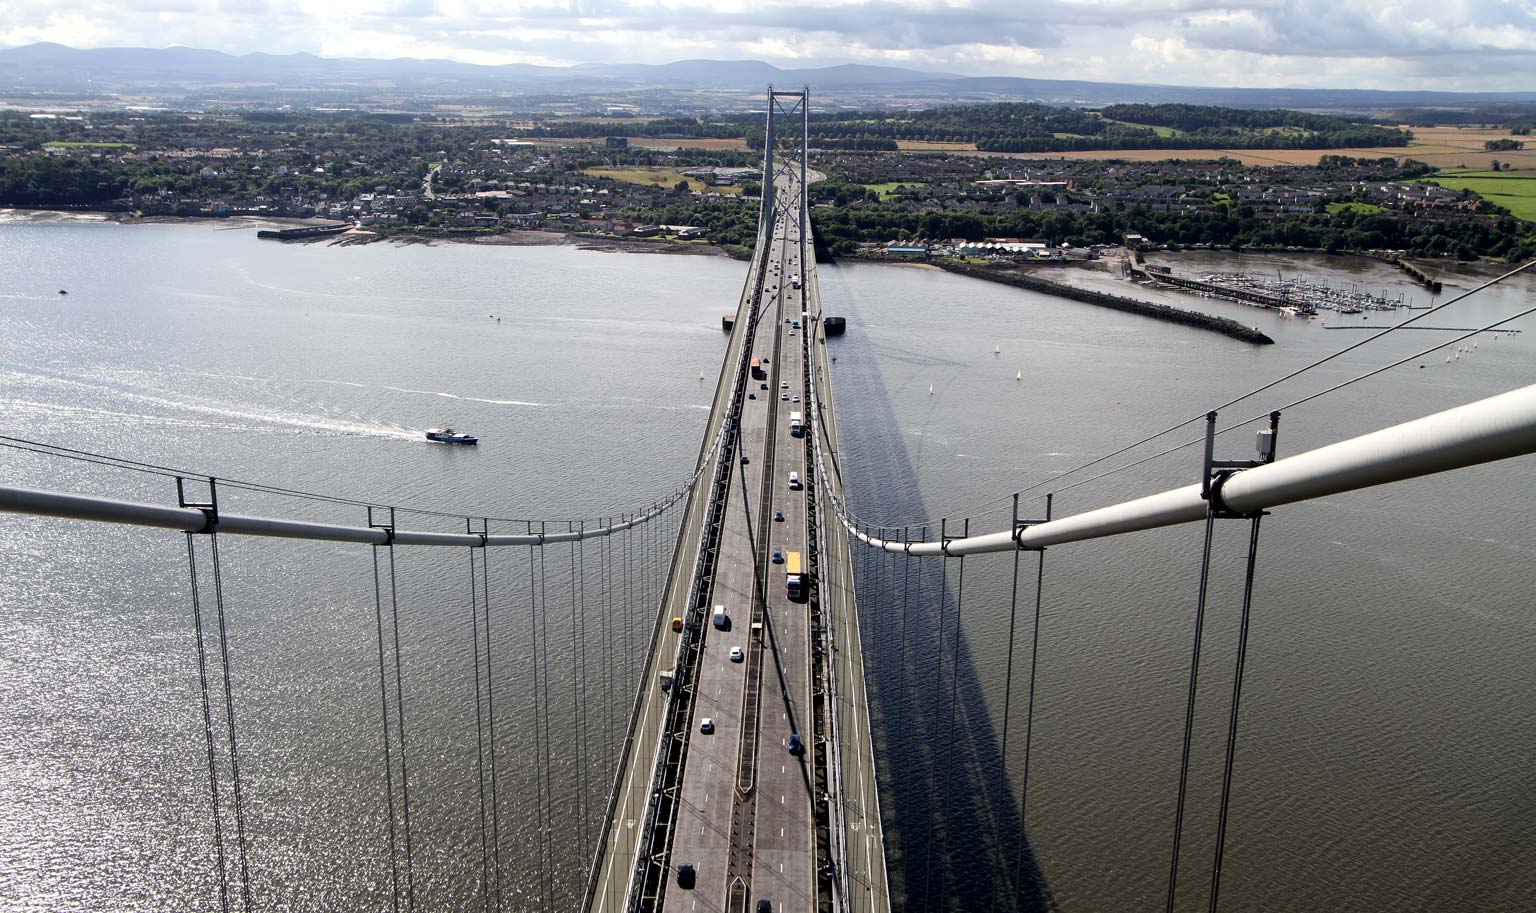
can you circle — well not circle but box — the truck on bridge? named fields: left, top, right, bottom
left=789, top=411, right=803, bottom=437
left=785, top=551, right=804, bottom=601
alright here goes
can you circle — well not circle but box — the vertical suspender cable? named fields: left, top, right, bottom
left=370, top=543, right=403, bottom=913
left=993, top=497, right=1022, bottom=913
left=482, top=524, right=505, bottom=913
left=1207, top=514, right=1263, bottom=913
left=537, top=522, right=555, bottom=909
left=900, top=527, right=911, bottom=695
left=385, top=542, right=417, bottom=913
left=603, top=520, right=614, bottom=773
left=937, top=519, right=968, bottom=913
left=1166, top=507, right=1219, bottom=913
left=576, top=521, right=592, bottom=860
left=1014, top=493, right=1051, bottom=902
left=207, top=531, right=253, bottom=913
left=921, top=519, right=949, bottom=911
left=570, top=523, right=588, bottom=866
left=468, top=538, right=491, bottom=912
left=527, top=524, right=551, bottom=911
left=185, top=533, right=232, bottom=913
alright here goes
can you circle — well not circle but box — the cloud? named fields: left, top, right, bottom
left=1, top=0, right=1534, bottom=90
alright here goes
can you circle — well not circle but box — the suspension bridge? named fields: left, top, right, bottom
left=4, top=87, right=1536, bottom=913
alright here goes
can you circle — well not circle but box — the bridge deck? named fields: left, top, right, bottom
left=586, top=150, right=889, bottom=913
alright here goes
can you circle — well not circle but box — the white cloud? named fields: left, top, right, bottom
left=1, top=0, right=1534, bottom=90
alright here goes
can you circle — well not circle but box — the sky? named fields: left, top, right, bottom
left=2, top=0, right=1535, bottom=91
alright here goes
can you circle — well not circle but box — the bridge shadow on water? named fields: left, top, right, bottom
left=826, top=278, right=1058, bottom=913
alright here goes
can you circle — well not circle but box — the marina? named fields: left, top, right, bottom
left=1131, top=255, right=1426, bottom=317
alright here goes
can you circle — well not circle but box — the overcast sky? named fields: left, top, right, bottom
left=3, top=0, right=1535, bottom=91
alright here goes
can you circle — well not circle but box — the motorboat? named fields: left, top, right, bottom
left=426, top=428, right=478, bottom=445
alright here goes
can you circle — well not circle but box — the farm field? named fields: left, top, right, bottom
left=1423, top=169, right=1536, bottom=221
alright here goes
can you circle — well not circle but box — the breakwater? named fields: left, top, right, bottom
left=934, top=260, right=1274, bottom=345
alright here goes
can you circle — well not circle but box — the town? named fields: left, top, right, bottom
left=1, top=107, right=1532, bottom=263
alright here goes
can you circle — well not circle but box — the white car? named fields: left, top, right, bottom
left=700, top=718, right=715, bottom=734
left=729, top=647, right=745, bottom=663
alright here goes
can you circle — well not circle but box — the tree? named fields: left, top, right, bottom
left=674, top=180, right=691, bottom=192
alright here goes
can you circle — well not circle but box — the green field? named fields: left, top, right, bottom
left=582, top=167, right=743, bottom=195
left=1327, top=201, right=1388, bottom=215
left=1424, top=169, right=1536, bottom=221
left=861, top=181, right=927, bottom=199
left=1098, top=117, right=1181, bottom=138
left=42, top=141, right=134, bottom=149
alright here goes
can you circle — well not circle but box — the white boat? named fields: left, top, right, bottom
left=426, top=428, right=478, bottom=445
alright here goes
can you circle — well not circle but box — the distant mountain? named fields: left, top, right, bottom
left=3, top=42, right=1534, bottom=111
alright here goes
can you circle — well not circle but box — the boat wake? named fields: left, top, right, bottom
left=2, top=370, right=420, bottom=441
left=382, top=386, right=544, bottom=407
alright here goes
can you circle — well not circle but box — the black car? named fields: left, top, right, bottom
left=788, top=734, right=803, bottom=755
left=756, top=901, right=772, bottom=913
left=677, top=863, right=696, bottom=889
left=773, top=511, right=784, bottom=522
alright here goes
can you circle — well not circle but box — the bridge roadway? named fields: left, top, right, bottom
left=662, top=175, right=813, bottom=913
left=586, top=159, right=889, bottom=913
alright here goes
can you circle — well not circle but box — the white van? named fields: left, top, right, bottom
left=713, top=605, right=728, bottom=628
left=788, top=471, right=801, bottom=490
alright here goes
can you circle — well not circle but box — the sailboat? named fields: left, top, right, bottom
left=928, top=384, right=934, bottom=395
left=1015, top=371, right=1022, bottom=382
left=994, top=345, right=1000, bottom=355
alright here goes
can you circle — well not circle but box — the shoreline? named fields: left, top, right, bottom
left=0, top=208, right=746, bottom=258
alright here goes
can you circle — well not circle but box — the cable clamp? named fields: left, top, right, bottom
left=176, top=476, right=219, bottom=534
left=368, top=506, right=396, bottom=546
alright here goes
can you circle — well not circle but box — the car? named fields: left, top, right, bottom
left=771, top=549, right=783, bottom=563
left=741, top=455, right=750, bottom=464
left=788, top=471, right=800, bottom=489
left=787, top=734, right=803, bottom=755
left=729, top=647, right=744, bottom=663
left=677, top=863, right=696, bottom=888
left=773, top=511, right=784, bottom=522
left=699, top=719, right=714, bottom=735
left=756, top=901, right=772, bottom=913
left=792, top=396, right=799, bottom=403
left=671, top=616, right=683, bottom=632
left=748, top=392, right=756, bottom=399
left=781, top=381, right=789, bottom=389
left=781, top=393, right=789, bottom=401
left=760, top=382, right=769, bottom=390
